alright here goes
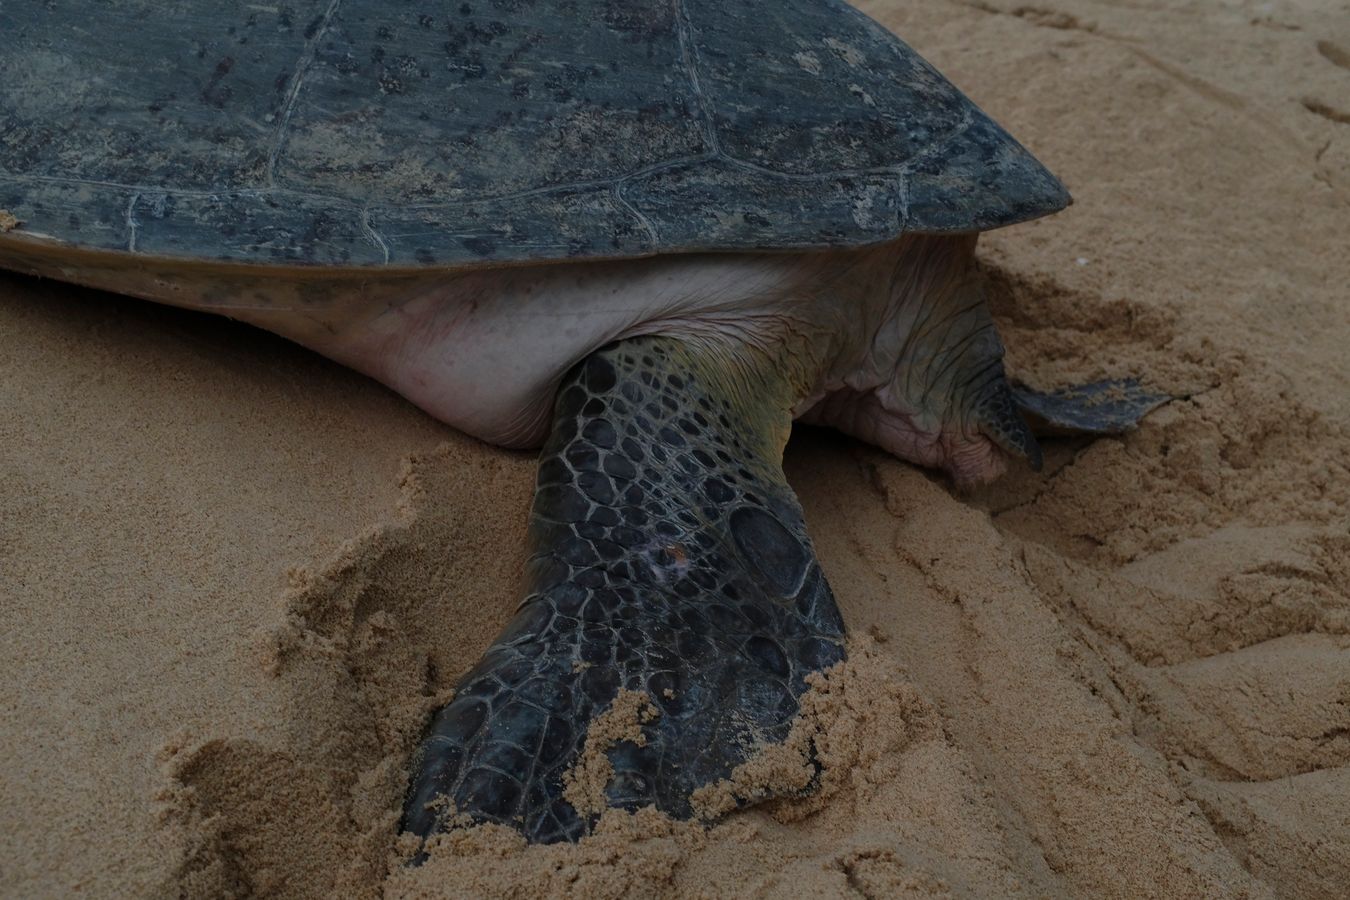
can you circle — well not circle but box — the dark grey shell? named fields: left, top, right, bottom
left=0, top=0, right=1068, bottom=269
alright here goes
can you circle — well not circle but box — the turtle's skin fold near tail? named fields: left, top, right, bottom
left=402, top=336, right=846, bottom=845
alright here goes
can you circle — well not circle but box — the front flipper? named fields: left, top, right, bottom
left=1011, top=377, right=1169, bottom=436
left=402, top=337, right=846, bottom=845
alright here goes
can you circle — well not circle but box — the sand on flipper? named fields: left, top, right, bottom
left=3, top=0, right=1349, bottom=897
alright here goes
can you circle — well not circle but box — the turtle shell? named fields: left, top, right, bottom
left=0, top=0, right=1068, bottom=270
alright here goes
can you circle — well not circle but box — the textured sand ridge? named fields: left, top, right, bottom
left=3, top=0, right=1349, bottom=897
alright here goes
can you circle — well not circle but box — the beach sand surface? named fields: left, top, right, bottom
left=3, top=0, right=1349, bottom=896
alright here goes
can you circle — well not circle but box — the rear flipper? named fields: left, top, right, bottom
left=402, top=336, right=845, bottom=846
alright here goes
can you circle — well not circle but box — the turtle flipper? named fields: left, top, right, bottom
left=1011, top=378, right=1169, bottom=437
left=402, top=337, right=846, bottom=846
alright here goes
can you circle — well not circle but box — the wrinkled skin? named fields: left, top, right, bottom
left=0, top=232, right=1036, bottom=482
left=289, top=233, right=1036, bottom=486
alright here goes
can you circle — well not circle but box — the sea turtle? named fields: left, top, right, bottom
left=0, top=0, right=1162, bottom=846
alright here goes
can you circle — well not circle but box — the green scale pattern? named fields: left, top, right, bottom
left=403, top=336, right=847, bottom=843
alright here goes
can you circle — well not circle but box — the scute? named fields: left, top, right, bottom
left=0, top=0, right=1068, bottom=269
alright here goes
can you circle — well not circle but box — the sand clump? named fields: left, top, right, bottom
left=563, top=689, right=660, bottom=819
left=391, top=639, right=990, bottom=899
left=689, top=639, right=936, bottom=822
left=4, top=0, right=1350, bottom=897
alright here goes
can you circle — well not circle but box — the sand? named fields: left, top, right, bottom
left=2, top=0, right=1348, bottom=896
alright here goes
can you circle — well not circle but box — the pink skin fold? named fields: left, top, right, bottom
left=0, top=230, right=1021, bottom=485
left=340, top=232, right=1020, bottom=486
